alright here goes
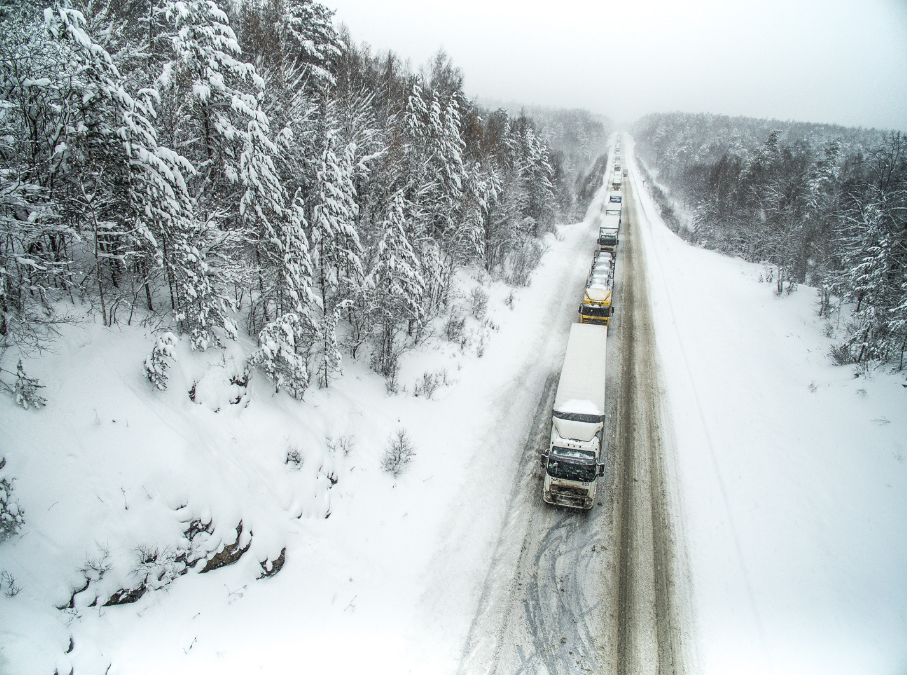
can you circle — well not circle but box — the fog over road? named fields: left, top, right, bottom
left=458, top=155, right=688, bottom=675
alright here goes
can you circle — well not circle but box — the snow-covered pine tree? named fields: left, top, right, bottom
left=238, top=91, right=287, bottom=330
left=369, top=193, right=424, bottom=378
left=159, top=0, right=281, bottom=347
left=311, top=130, right=363, bottom=387
left=280, top=0, right=342, bottom=87
left=278, top=191, right=318, bottom=316
left=44, top=2, right=204, bottom=333
left=13, top=360, right=45, bottom=409
left=805, top=140, right=844, bottom=315
left=144, top=332, right=179, bottom=391
left=0, top=10, right=80, bottom=344
left=250, top=312, right=315, bottom=399
left=842, top=188, right=903, bottom=365
left=458, top=163, right=499, bottom=267
left=248, top=190, right=319, bottom=398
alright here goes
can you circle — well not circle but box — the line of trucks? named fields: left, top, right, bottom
left=541, top=140, right=624, bottom=509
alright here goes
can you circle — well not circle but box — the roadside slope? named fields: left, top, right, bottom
left=627, top=135, right=907, bottom=675
left=0, top=221, right=594, bottom=675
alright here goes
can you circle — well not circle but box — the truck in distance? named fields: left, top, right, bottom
left=542, top=323, right=608, bottom=509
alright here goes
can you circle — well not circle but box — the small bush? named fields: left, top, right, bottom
left=326, top=435, right=355, bottom=456
left=504, top=292, right=515, bottom=310
left=829, top=342, right=853, bottom=366
left=133, top=545, right=184, bottom=592
left=1, top=570, right=21, bottom=597
left=505, top=238, right=547, bottom=287
left=476, top=335, right=486, bottom=358
left=0, top=459, right=24, bottom=541
left=285, top=448, right=303, bottom=469
left=144, top=333, right=179, bottom=392
left=469, top=287, right=488, bottom=320
left=413, top=369, right=450, bottom=399
left=80, top=547, right=112, bottom=583
left=384, top=359, right=400, bottom=395
left=444, top=311, right=466, bottom=343
left=14, top=361, right=45, bottom=409
left=382, top=429, right=416, bottom=477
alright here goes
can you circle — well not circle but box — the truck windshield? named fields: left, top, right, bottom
left=547, top=448, right=597, bottom=482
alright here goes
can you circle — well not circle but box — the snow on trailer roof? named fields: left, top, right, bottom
left=585, top=284, right=612, bottom=300
left=553, top=323, right=607, bottom=418
left=601, top=214, right=621, bottom=228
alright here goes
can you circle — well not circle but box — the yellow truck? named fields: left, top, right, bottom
left=579, top=253, right=614, bottom=326
left=579, top=284, right=613, bottom=326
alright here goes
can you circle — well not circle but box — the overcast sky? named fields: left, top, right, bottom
left=324, top=0, right=907, bottom=131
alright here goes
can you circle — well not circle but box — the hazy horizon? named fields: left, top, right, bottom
left=326, top=0, right=907, bottom=132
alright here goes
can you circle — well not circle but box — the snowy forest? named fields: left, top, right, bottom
left=633, top=112, right=907, bottom=372
left=0, top=0, right=610, bottom=400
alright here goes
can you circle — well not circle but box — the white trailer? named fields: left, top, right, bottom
left=542, top=323, right=608, bottom=509
left=604, top=193, right=623, bottom=228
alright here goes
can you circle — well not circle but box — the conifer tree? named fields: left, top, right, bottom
left=369, top=193, right=424, bottom=377
left=311, top=131, right=362, bottom=386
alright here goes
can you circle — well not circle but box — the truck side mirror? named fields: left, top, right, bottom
left=596, top=463, right=605, bottom=477
left=540, top=454, right=549, bottom=468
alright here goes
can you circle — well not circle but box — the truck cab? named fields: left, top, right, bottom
left=598, top=227, right=618, bottom=253
left=599, top=213, right=621, bottom=244
left=543, top=432, right=604, bottom=509
left=579, top=284, right=612, bottom=326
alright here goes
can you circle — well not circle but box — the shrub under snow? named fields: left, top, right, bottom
left=143, top=333, right=179, bottom=391
left=381, top=428, right=416, bottom=477
left=0, top=459, right=24, bottom=541
left=250, top=313, right=315, bottom=400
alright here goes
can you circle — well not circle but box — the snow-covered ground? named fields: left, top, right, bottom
left=0, top=217, right=595, bottom=675
left=627, top=137, right=907, bottom=675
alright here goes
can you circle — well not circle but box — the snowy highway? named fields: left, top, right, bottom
left=458, top=154, right=688, bottom=675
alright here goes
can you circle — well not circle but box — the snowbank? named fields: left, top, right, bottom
left=627, top=136, right=907, bottom=675
left=0, top=222, right=594, bottom=674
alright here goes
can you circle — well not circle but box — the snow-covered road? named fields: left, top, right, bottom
left=458, top=154, right=689, bottom=675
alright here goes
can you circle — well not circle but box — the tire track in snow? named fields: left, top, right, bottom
left=627, top=140, right=768, bottom=663
left=456, top=214, right=610, bottom=675
left=611, top=167, right=685, bottom=675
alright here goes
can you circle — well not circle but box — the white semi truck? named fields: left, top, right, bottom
left=541, top=323, right=608, bottom=509
left=598, top=213, right=621, bottom=253
left=604, top=192, right=623, bottom=227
